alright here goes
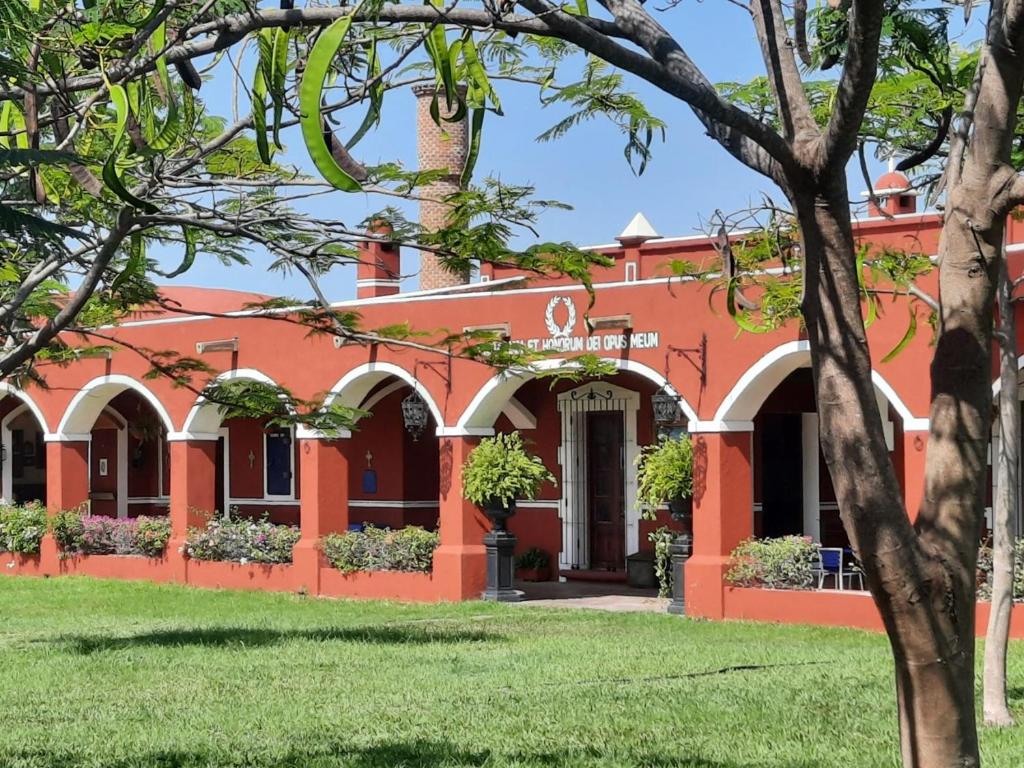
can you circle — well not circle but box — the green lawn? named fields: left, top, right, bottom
left=0, top=578, right=1021, bottom=767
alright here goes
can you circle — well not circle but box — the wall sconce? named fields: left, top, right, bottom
left=588, top=314, right=633, bottom=332
left=195, top=337, right=239, bottom=354
left=401, top=391, right=429, bottom=441
left=463, top=323, right=511, bottom=340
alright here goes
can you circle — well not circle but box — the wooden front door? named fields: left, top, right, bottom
left=587, top=411, right=625, bottom=570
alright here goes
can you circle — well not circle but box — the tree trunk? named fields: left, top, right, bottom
left=795, top=175, right=982, bottom=768
left=983, top=257, right=1018, bottom=727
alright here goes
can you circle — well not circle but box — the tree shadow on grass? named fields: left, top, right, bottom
left=1, top=738, right=822, bottom=768
left=55, top=624, right=500, bottom=654
left=1007, top=686, right=1024, bottom=705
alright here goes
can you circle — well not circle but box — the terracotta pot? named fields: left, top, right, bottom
left=517, top=566, right=551, bottom=582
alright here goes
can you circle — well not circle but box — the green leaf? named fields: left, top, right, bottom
left=725, top=278, right=771, bottom=334
left=161, top=226, right=197, bottom=279
left=298, top=15, right=363, bottom=192
left=881, top=303, right=918, bottom=363
left=102, top=83, right=158, bottom=213
left=252, top=66, right=272, bottom=165
left=856, top=245, right=877, bottom=329
left=460, top=107, right=484, bottom=187
left=146, top=22, right=181, bottom=152
left=111, top=234, right=146, bottom=294
left=423, top=0, right=457, bottom=112
left=461, top=32, right=502, bottom=114
left=346, top=39, right=383, bottom=150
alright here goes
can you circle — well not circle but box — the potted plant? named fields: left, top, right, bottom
left=636, top=434, right=694, bottom=522
left=463, top=432, right=555, bottom=601
left=635, top=434, right=694, bottom=613
left=515, top=547, right=551, bottom=582
left=462, top=432, right=555, bottom=528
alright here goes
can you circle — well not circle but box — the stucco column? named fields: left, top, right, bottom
left=434, top=434, right=489, bottom=600
left=685, top=428, right=754, bottom=619
left=168, top=438, right=217, bottom=581
left=45, top=439, right=90, bottom=514
left=901, top=429, right=928, bottom=524
left=42, top=439, right=91, bottom=574
left=294, top=432, right=350, bottom=595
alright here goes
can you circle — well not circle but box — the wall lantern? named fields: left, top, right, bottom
left=651, top=387, right=681, bottom=425
left=401, top=391, right=429, bottom=441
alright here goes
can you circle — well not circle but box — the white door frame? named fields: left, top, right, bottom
left=91, top=406, right=129, bottom=519
left=556, top=382, right=641, bottom=570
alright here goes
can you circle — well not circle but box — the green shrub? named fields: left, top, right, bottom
left=0, top=503, right=48, bottom=554
left=636, top=435, right=693, bottom=516
left=51, top=509, right=85, bottom=552
left=726, top=536, right=818, bottom=590
left=648, top=526, right=675, bottom=598
left=515, top=547, right=550, bottom=570
left=322, top=525, right=439, bottom=574
left=462, top=432, right=555, bottom=508
left=185, top=514, right=299, bottom=564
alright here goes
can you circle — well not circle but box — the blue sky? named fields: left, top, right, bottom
left=157, top=3, right=974, bottom=300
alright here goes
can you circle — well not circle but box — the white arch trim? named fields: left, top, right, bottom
left=708, top=339, right=929, bottom=432
left=54, top=375, right=174, bottom=441
left=456, top=357, right=698, bottom=431
left=324, top=362, right=445, bottom=434
left=176, top=368, right=282, bottom=440
left=0, top=383, right=49, bottom=436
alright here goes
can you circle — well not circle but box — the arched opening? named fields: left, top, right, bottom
left=1, top=398, right=48, bottom=505
left=327, top=366, right=442, bottom=532
left=183, top=370, right=300, bottom=524
left=718, top=342, right=908, bottom=553
left=57, top=378, right=173, bottom=519
left=459, top=361, right=697, bottom=578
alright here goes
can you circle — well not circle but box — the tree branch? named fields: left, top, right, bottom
left=0, top=209, right=134, bottom=379
left=819, top=0, right=886, bottom=171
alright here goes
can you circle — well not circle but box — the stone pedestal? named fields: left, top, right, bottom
left=667, top=533, right=692, bottom=615
left=482, top=529, right=522, bottom=602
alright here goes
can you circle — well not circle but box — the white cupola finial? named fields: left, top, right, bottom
left=616, top=212, right=660, bottom=244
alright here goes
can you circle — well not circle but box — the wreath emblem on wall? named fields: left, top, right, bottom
left=544, top=295, right=577, bottom=339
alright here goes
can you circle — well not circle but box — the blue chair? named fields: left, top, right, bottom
left=816, top=548, right=844, bottom=590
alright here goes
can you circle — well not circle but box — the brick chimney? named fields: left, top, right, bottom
left=356, top=222, right=400, bottom=299
left=413, top=84, right=470, bottom=291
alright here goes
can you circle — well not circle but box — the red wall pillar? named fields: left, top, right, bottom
left=46, top=440, right=89, bottom=514
left=168, top=439, right=217, bottom=581
left=434, top=435, right=488, bottom=600
left=294, top=435, right=350, bottom=594
left=901, top=430, right=928, bottom=523
left=685, top=430, right=754, bottom=619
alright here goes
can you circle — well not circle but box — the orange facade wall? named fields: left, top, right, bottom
left=723, top=587, right=1024, bottom=639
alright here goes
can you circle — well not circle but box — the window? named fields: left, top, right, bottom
left=625, top=262, right=637, bottom=282
left=265, top=429, right=294, bottom=497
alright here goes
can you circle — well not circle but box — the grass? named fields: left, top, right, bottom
left=0, top=578, right=1021, bottom=767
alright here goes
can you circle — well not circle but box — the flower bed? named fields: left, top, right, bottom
left=322, top=525, right=438, bottom=573
left=184, top=515, right=300, bottom=564
left=0, top=503, right=48, bottom=555
left=52, top=511, right=171, bottom=557
left=725, top=536, right=819, bottom=590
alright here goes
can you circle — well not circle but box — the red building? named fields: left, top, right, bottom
left=3, top=98, right=1022, bottom=634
